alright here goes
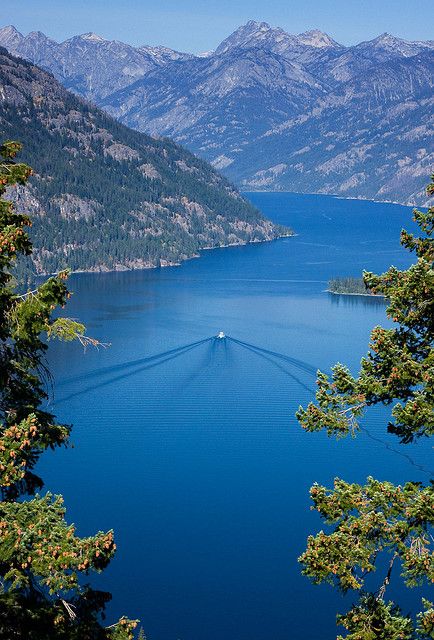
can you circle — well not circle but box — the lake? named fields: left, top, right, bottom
left=40, top=192, right=433, bottom=639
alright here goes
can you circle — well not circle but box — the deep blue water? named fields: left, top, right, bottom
left=40, top=193, right=433, bottom=639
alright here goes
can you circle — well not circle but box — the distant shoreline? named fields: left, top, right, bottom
left=326, top=289, right=385, bottom=298
left=242, top=190, right=427, bottom=209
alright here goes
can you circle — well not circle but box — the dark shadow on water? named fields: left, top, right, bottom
left=231, top=339, right=315, bottom=396
left=179, top=340, right=217, bottom=389
left=228, top=337, right=318, bottom=376
left=227, top=338, right=432, bottom=477
left=53, top=339, right=211, bottom=406
left=328, top=292, right=386, bottom=309
left=58, top=337, right=212, bottom=387
left=53, top=332, right=432, bottom=477
left=213, top=336, right=234, bottom=361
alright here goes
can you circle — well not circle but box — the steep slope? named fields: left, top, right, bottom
left=1, top=22, right=433, bottom=204
left=240, top=52, right=434, bottom=204
left=102, top=45, right=325, bottom=165
left=0, top=48, right=287, bottom=275
left=105, top=30, right=432, bottom=204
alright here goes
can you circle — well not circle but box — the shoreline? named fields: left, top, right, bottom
left=242, top=190, right=430, bottom=209
left=326, top=289, right=386, bottom=298
left=26, top=190, right=424, bottom=281
left=35, top=230, right=295, bottom=279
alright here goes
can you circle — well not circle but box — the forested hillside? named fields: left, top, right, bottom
left=0, top=47, right=288, bottom=276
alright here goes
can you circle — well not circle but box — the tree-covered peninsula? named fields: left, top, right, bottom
left=327, top=276, right=381, bottom=296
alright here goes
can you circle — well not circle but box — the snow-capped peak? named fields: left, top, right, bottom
left=297, top=29, right=341, bottom=48
left=78, top=32, right=106, bottom=42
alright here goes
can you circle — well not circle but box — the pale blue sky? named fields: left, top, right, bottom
left=1, top=0, right=433, bottom=52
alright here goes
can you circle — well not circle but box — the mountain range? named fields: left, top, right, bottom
left=0, top=47, right=285, bottom=276
left=1, top=21, right=433, bottom=205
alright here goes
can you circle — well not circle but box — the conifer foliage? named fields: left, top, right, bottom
left=297, top=178, right=434, bottom=638
left=0, top=141, right=137, bottom=638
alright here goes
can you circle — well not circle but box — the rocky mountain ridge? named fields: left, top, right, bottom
left=1, top=21, right=433, bottom=204
left=0, top=25, right=192, bottom=102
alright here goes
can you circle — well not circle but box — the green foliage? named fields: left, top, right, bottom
left=336, top=596, right=434, bottom=640
left=46, top=317, right=85, bottom=342
left=328, top=277, right=376, bottom=296
left=336, top=594, right=414, bottom=640
left=0, top=142, right=137, bottom=638
left=0, top=494, right=116, bottom=593
left=0, top=588, right=112, bottom=639
left=300, top=477, right=433, bottom=592
left=297, top=180, right=434, bottom=442
left=297, top=177, right=434, bottom=638
left=417, top=600, right=434, bottom=639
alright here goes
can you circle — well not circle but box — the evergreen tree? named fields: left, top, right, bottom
left=137, top=627, right=146, bottom=640
left=0, top=141, right=138, bottom=638
left=296, top=177, right=434, bottom=638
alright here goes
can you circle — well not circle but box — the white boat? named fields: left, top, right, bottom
left=217, top=331, right=225, bottom=339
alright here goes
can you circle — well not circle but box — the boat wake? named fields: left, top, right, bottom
left=53, top=337, right=212, bottom=405
left=52, top=333, right=432, bottom=476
